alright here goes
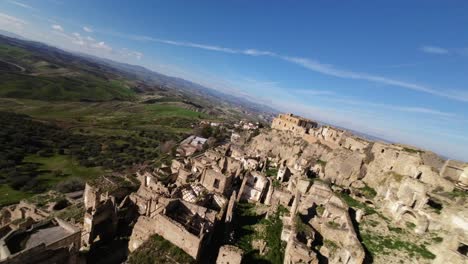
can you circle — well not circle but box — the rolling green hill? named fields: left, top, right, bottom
left=0, top=38, right=136, bottom=101
left=0, top=73, right=134, bottom=101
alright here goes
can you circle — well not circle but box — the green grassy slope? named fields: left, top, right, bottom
left=0, top=73, right=135, bottom=101
left=0, top=42, right=136, bottom=101
left=0, top=99, right=214, bottom=207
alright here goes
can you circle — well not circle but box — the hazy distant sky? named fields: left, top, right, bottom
left=1, top=0, right=467, bottom=160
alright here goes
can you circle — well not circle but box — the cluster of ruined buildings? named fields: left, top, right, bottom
left=0, top=113, right=467, bottom=264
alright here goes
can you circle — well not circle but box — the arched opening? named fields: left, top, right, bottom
left=381, top=149, right=385, bottom=153
left=401, top=210, right=418, bottom=228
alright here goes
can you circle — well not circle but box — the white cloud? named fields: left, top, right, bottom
left=304, top=93, right=456, bottom=118
left=83, top=26, right=93, bottom=33
left=7, top=0, right=34, bottom=10
left=51, top=24, right=64, bottom=32
left=421, top=45, right=449, bottom=55
left=120, top=48, right=143, bottom=60
left=92, top=41, right=112, bottom=52
left=0, top=12, right=27, bottom=31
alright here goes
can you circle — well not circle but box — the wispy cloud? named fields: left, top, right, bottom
left=51, top=24, right=64, bottom=32
left=112, top=33, right=467, bottom=103
left=120, top=48, right=143, bottom=60
left=52, top=29, right=144, bottom=61
left=7, top=0, right=35, bottom=10
left=421, top=45, right=449, bottom=55
left=294, top=89, right=336, bottom=96
left=83, top=26, right=93, bottom=33
left=304, top=93, right=456, bottom=118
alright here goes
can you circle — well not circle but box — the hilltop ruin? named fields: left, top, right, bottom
left=0, top=113, right=466, bottom=264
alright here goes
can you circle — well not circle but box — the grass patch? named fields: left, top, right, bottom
left=361, top=233, right=435, bottom=260
left=127, top=234, right=195, bottom=264
left=24, top=154, right=105, bottom=188
left=446, top=189, right=467, bottom=199
left=388, top=171, right=404, bottom=183
left=323, top=239, right=339, bottom=253
left=402, top=147, right=424, bottom=154
left=54, top=203, right=85, bottom=223
left=144, top=104, right=208, bottom=119
left=0, top=73, right=135, bottom=101
left=359, top=185, right=377, bottom=199
left=327, top=221, right=340, bottom=229
left=316, top=159, right=327, bottom=166
left=233, top=203, right=286, bottom=264
left=338, top=192, right=376, bottom=215
left=0, top=184, right=32, bottom=207
left=266, top=167, right=278, bottom=177
left=26, top=192, right=65, bottom=209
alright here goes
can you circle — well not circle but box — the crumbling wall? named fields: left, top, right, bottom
left=129, top=215, right=203, bottom=260
left=321, top=149, right=364, bottom=186
left=200, top=169, right=233, bottom=195
left=284, top=236, right=318, bottom=264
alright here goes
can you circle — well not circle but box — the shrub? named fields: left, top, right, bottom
left=56, top=178, right=85, bottom=193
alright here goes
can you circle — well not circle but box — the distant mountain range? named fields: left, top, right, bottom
left=0, top=30, right=27, bottom=40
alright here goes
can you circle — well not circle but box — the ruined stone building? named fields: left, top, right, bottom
left=81, top=183, right=118, bottom=248
left=129, top=198, right=217, bottom=260
left=177, top=135, right=208, bottom=156
left=0, top=218, right=81, bottom=264
left=237, top=171, right=269, bottom=203
left=271, top=113, right=318, bottom=136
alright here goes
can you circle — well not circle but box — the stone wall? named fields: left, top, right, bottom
left=129, top=215, right=204, bottom=260
left=200, top=169, right=233, bottom=195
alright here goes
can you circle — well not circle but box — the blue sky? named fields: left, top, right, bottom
left=1, top=0, right=467, bottom=161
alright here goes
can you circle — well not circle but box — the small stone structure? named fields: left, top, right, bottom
left=216, top=245, right=243, bottom=264
left=177, top=135, right=208, bottom=156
